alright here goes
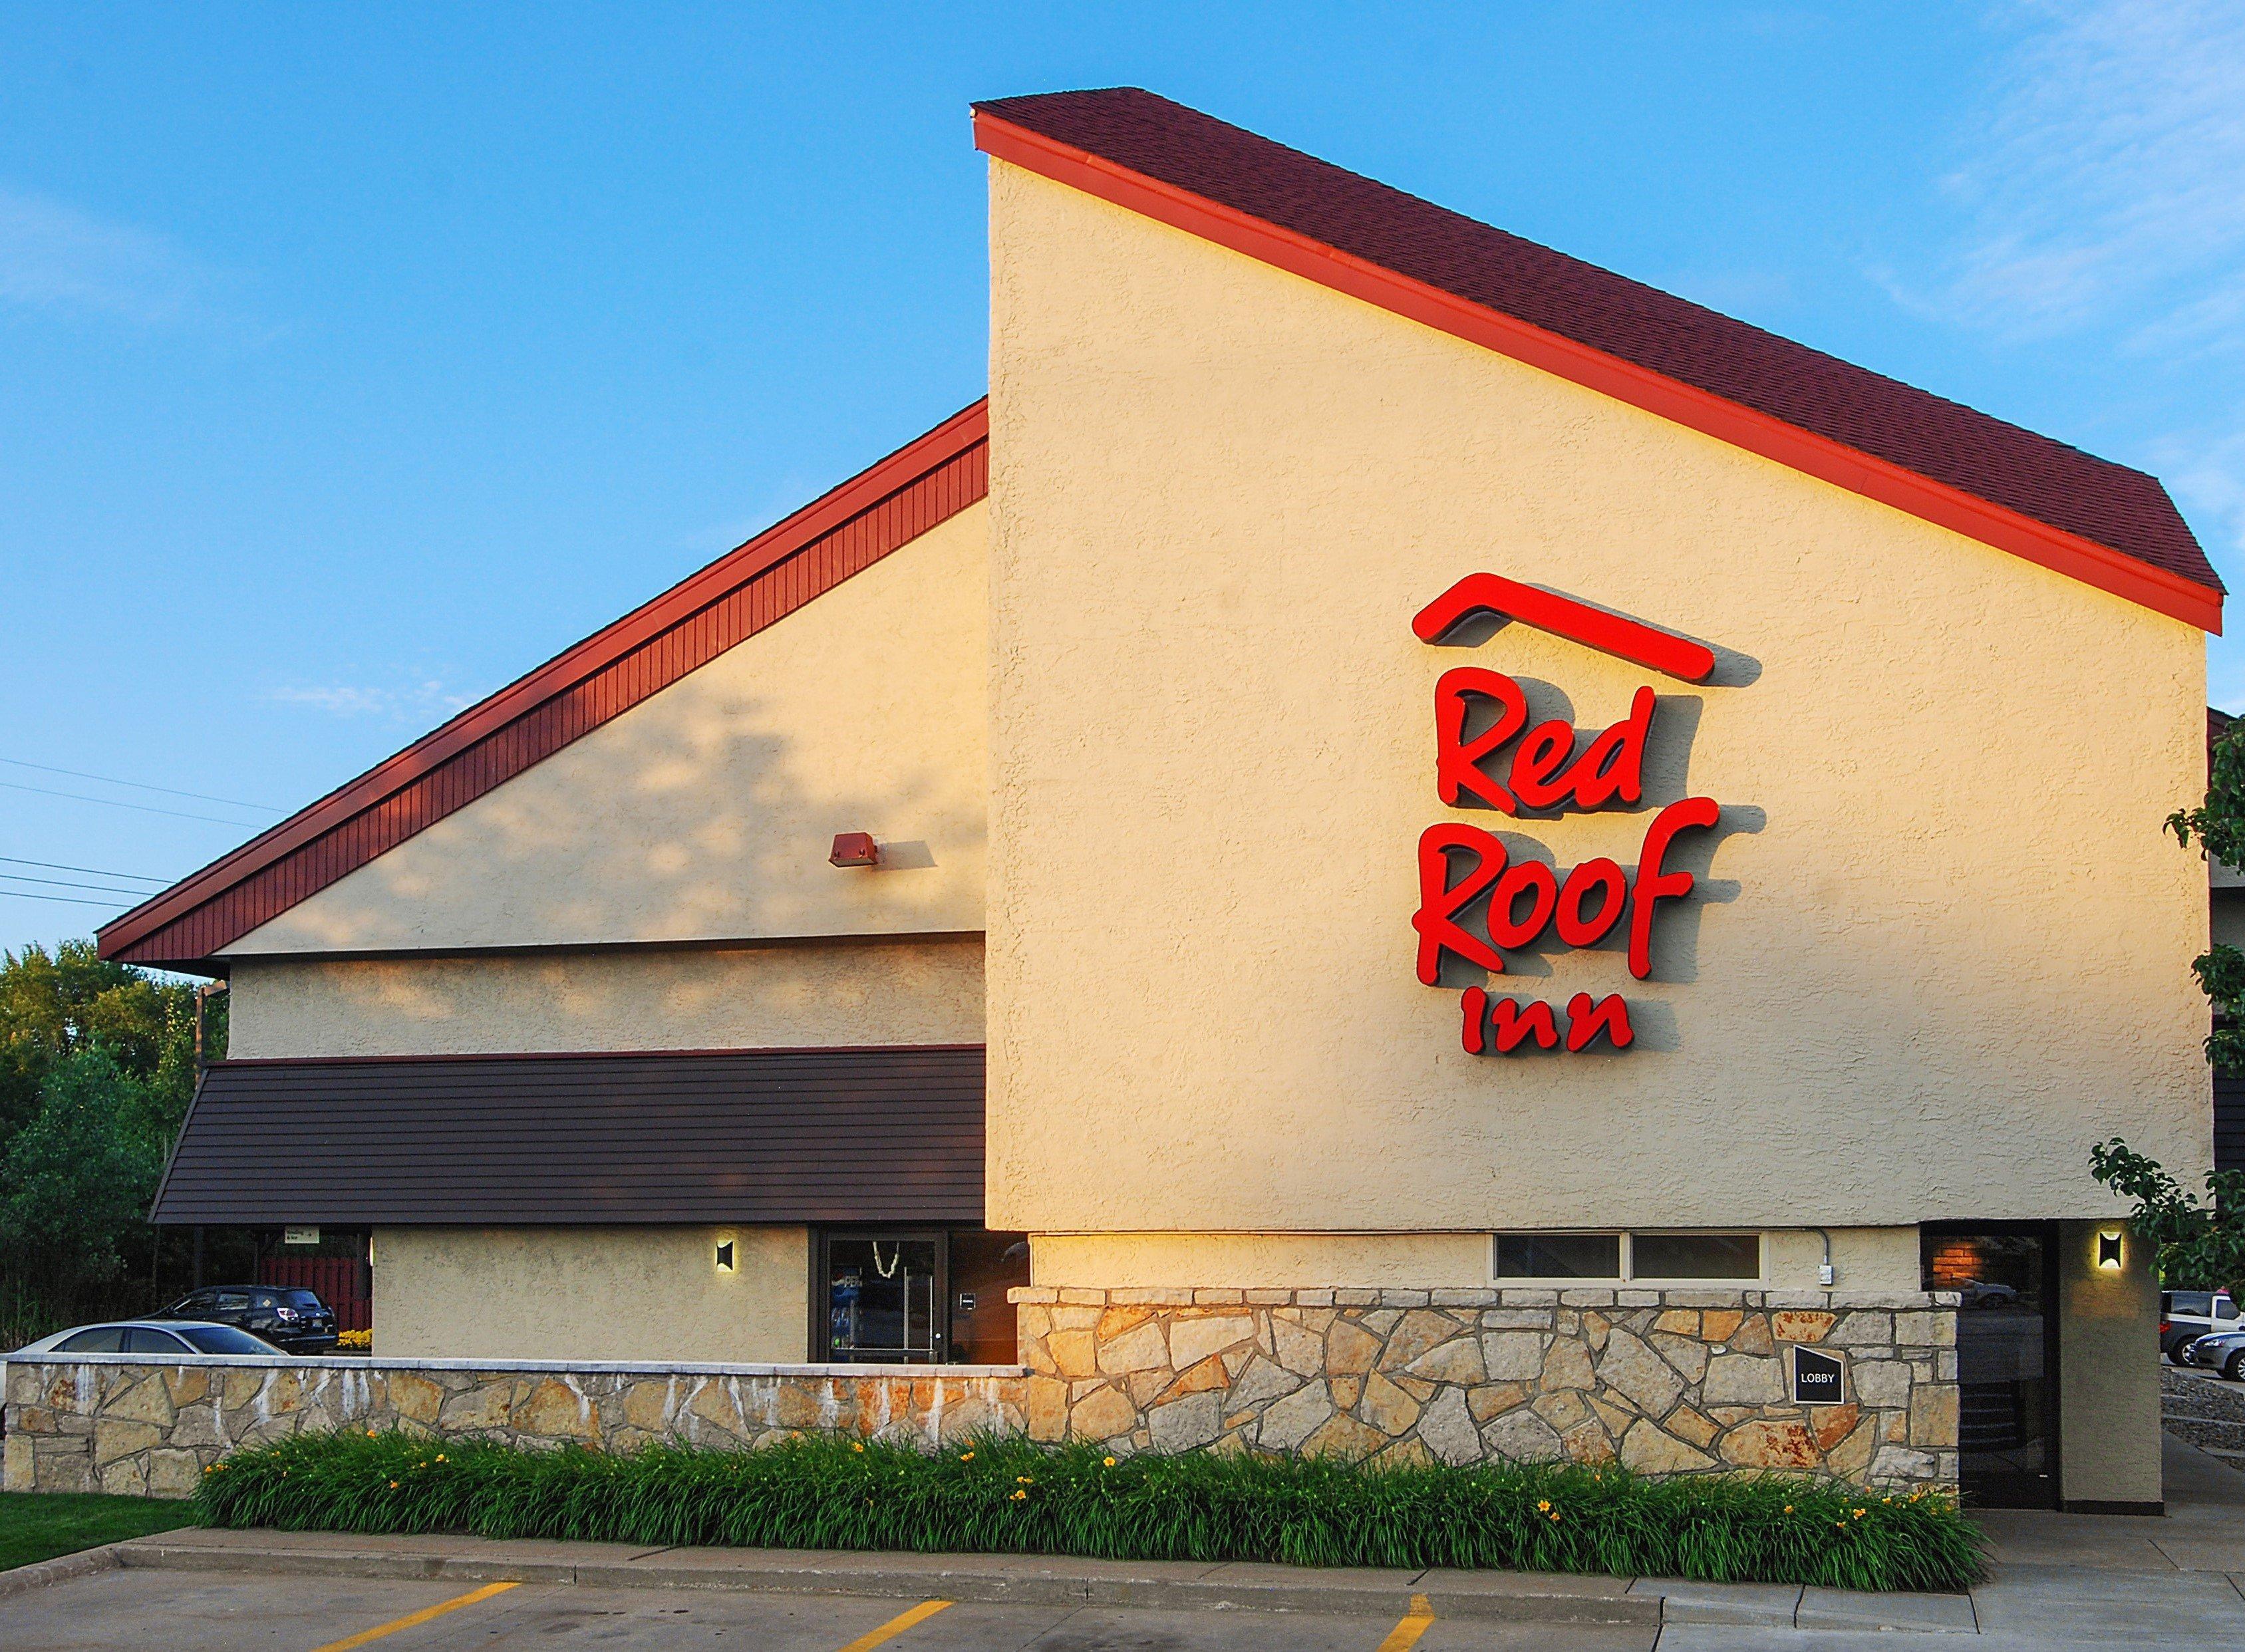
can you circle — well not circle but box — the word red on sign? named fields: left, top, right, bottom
left=1435, top=671, right=1654, bottom=815
left=1461, top=988, right=1634, bottom=1053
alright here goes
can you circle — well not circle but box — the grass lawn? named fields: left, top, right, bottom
left=0, top=1491, right=198, bottom=1572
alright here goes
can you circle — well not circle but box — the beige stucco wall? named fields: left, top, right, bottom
left=2055, top=1219, right=2162, bottom=1507
left=985, top=161, right=2210, bottom=1235
left=1030, top=1227, right=1920, bottom=1294
left=225, top=938, right=983, bottom=1057
left=224, top=502, right=988, bottom=956
left=373, top=1226, right=808, bottom=1362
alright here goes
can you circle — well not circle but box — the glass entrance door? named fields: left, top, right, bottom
left=1921, top=1224, right=2057, bottom=1508
left=823, top=1233, right=943, bottom=1363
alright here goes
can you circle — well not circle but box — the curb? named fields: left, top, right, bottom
left=113, top=1540, right=1664, bottom=1626
left=0, top=1544, right=123, bottom=1599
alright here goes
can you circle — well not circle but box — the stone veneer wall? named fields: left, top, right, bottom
left=2, top=1359, right=1029, bottom=1500
left=1010, top=1286, right=1960, bottom=1490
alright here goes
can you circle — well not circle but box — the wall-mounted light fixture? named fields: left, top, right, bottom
left=715, top=1239, right=736, bottom=1273
left=829, top=832, right=880, bottom=868
left=2097, top=1230, right=2123, bottom=1271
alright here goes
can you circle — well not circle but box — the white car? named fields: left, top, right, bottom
left=9, top=1319, right=284, bottom=1357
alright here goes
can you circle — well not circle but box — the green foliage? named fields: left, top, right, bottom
left=0, top=1491, right=197, bottom=1572
left=0, top=1047, right=171, bottom=1294
left=2172, top=720, right=2245, bottom=1068
left=0, top=938, right=220, bottom=1345
left=2090, top=1138, right=2245, bottom=1290
left=0, top=940, right=201, bottom=1143
left=196, top=1430, right=1983, bottom=1593
left=2170, top=718, right=2245, bottom=871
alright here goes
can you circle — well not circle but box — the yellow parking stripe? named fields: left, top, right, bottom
left=1376, top=1591, right=1435, bottom=1652
left=307, top=1581, right=520, bottom=1651
left=835, top=1597, right=953, bottom=1652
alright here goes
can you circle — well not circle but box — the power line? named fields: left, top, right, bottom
left=0, top=756, right=281, bottom=813
left=0, top=855, right=174, bottom=885
left=0, top=887, right=128, bottom=908
left=0, top=779, right=265, bottom=827
left=0, top=871, right=160, bottom=899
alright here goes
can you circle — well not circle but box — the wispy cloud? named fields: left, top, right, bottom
left=0, top=185, right=237, bottom=328
left=1910, top=0, right=2245, bottom=344
left=265, top=678, right=478, bottom=724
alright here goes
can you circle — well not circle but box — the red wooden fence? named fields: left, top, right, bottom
left=257, top=1254, right=372, bottom=1333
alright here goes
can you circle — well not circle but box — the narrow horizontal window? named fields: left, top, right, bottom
left=1494, top=1232, right=1620, bottom=1280
left=1630, top=1232, right=1761, bottom=1280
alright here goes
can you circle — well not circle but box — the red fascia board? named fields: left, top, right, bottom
left=974, top=112, right=2222, bottom=637
left=1414, top=574, right=1716, bottom=682
left=96, top=400, right=990, bottom=961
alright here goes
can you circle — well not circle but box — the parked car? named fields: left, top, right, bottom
left=154, top=1284, right=338, bottom=1354
left=2184, top=1329, right=2245, bottom=1381
left=10, top=1320, right=283, bottom=1357
left=2161, top=1290, right=2240, bottom=1363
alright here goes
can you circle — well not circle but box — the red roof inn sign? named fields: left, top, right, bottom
left=1411, top=574, right=1721, bottom=1056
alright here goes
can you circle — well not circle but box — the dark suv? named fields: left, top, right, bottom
left=157, top=1285, right=338, bottom=1353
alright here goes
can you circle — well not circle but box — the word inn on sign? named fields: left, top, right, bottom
left=1410, top=573, right=1725, bottom=1056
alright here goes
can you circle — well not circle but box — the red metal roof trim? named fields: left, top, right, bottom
left=974, top=89, right=2222, bottom=634
left=99, top=401, right=990, bottom=973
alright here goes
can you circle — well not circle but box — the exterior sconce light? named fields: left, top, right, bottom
left=829, top=832, right=880, bottom=868
left=2097, top=1230, right=2123, bottom=1271
left=715, top=1239, right=736, bottom=1273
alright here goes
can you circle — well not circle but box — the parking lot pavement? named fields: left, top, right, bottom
left=0, top=1568, right=1662, bottom=1652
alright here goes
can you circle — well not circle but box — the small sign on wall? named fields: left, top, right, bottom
left=1790, top=1344, right=1845, bottom=1405
left=283, top=1226, right=321, bottom=1247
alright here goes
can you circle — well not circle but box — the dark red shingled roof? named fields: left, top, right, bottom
left=974, top=87, right=2220, bottom=620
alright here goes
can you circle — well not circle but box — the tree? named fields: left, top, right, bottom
left=0, top=940, right=200, bottom=1144
left=2093, top=719, right=2245, bottom=1288
left=0, top=1047, right=170, bottom=1303
left=2168, top=720, right=2245, bottom=1070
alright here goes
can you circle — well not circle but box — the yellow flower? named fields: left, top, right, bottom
left=435, top=1454, right=446, bottom=1462
left=851, top=1442, right=865, bottom=1453
left=959, top=1451, right=974, bottom=1462
left=1537, top=1500, right=1551, bottom=1512
left=1010, top=1488, right=1028, bottom=1501
left=1548, top=1512, right=1561, bottom=1523
left=1016, top=1475, right=1035, bottom=1484
left=1103, top=1456, right=1118, bottom=1468
left=1783, top=1504, right=1793, bottom=1514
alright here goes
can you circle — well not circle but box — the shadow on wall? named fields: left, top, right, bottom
left=269, top=676, right=980, bottom=953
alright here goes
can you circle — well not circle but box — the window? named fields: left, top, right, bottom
left=122, top=1327, right=191, bottom=1355
left=2221, top=1297, right=2241, bottom=1322
left=1493, top=1231, right=1764, bottom=1282
left=1631, top=1232, right=1761, bottom=1280
left=178, top=1325, right=279, bottom=1355
left=212, top=1291, right=250, bottom=1313
left=1495, top=1233, right=1621, bottom=1280
left=55, top=1327, right=124, bottom=1353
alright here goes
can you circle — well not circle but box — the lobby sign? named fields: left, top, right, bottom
left=1412, top=573, right=1723, bottom=1055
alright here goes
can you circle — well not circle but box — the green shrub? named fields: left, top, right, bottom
left=194, top=1429, right=1980, bottom=1591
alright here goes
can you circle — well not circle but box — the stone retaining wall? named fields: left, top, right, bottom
left=1, top=1357, right=1030, bottom=1500
left=3, top=1286, right=1961, bottom=1500
left=1010, top=1286, right=1960, bottom=1490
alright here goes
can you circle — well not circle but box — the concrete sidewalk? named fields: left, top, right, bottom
left=9, top=1437, right=2245, bottom=1646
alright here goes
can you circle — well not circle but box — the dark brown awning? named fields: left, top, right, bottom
left=152, top=1046, right=985, bottom=1226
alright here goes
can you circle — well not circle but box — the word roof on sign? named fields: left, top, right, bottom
left=1411, top=573, right=1725, bottom=1055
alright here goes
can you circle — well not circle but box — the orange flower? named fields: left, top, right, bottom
left=1010, top=1488, right=1028, bottom=1501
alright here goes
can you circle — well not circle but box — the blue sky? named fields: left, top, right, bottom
left=4, top=1, right=2242, bottom=956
